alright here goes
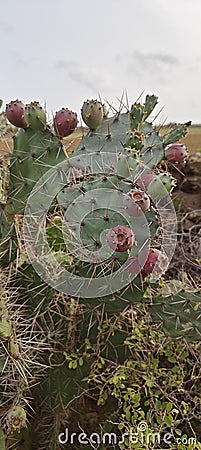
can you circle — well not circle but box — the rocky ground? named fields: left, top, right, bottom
left=166, top=152, right=201, bottom=286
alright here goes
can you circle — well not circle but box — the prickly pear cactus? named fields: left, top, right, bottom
left=0, top=100, right=73, bottom=264
left=150, top=283, right=201, bottom=341
left=0, top=92, right=201, bottom=450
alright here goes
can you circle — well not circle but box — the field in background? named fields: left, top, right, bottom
left=182, top=124, right=201, bottom=153
left=0, top=124, right=201, bottom=158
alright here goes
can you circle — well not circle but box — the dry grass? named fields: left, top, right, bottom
left=62, top=127, right=87, bottom=156
left=0, top=128, right=87, bottom=159
left=0, top=135, right=13, bottom=158
left=182, top=127, right=201, bottom=153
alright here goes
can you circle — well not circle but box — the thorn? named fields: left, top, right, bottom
left=105, top=122, right=111, bottom=139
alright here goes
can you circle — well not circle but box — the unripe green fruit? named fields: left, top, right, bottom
left=24, top=101, right=46, bottom=130
left=81, top=99, right=103, bottom=129
left=5, top=406, right=27, bottom=432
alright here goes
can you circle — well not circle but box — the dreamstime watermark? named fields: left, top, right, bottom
left=22, top=152, right=178, bottom=298
left=58, top=422, right=198, bottom=448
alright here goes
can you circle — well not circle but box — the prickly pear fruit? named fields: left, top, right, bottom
left=53, top=108, right=78, bottom=138
left=6, top=100, right=27, bottom=128
left=24, top=101, right=46, bottom=130
left=106, top=225, right=135, bottom=252
left=136, top=173, right=156, bottom=190
left=165, top=144, right=188, bottom=163
left=81, top=99, right=103, bottom=129
left=5, top=406, right=27, bottom=432
left=136, top=172, right=176, bottom=200
left=123, top=189, right=150, bottom=216
left=127, top=248, right=169, bottom=278
left=141, top=248, right=168, bottom=278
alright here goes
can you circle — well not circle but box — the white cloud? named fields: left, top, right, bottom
left=116, top=51, right=180, bottom=84
left=1, top=0, right=201, bottom=121
left=0, top=21, right=14, bottom=33
left=55, top=60, right=112, bottom=91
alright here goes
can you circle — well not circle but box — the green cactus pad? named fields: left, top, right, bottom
left=4, top=127, right=66, bottom=216
left=163, top=122, right=190, bottom=146
left=143, top=94, right=158, bottom=119
left=150, top=290, right=201, bottom=341
left=130, top=102, right=144, bottom=130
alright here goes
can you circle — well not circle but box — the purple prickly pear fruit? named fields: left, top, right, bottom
left=53, top=108, right=78, bottom=138
left=106, top=225, right=135, bottom=252
left=81, top=99, right=103, bottom=130
left=127, top=248, right=169, bottom=278
left=6, top=100, right=27, bottom=128
left=165, top=144, right=188, bottom=163
left=141, top=248, right=165, bottom=278
left=123, top=189, right=150, bottom=216
left=136, top=173, right=156, bottom=191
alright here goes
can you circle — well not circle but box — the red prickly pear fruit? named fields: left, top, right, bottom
left=141, top=248, right=165, bottom=278
left=136, top=173, right=156, bottom=191
left=53, top=108, right=78, bottom=138
left=6, top=100, right=27, bottom=128
left=165, top=144, right=188, bottom=163
left=123, top=189, right=150, bottom=216
left=106, top=225, right=135, bottom=252
left=81, top=99, right=103, bottom=130
left=127, top=248, right=169, bottom=278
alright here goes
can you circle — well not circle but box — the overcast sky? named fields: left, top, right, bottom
left=1, top=0, right=201, bottom=124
